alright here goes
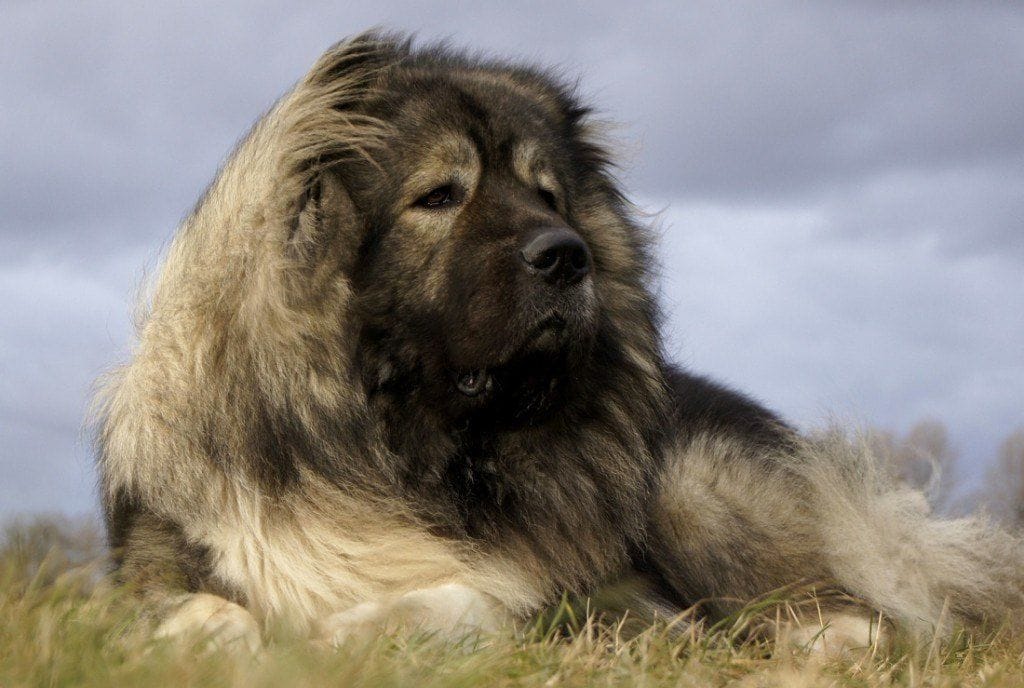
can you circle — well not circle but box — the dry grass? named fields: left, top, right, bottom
left=3, top=517, right=1023, bottom=688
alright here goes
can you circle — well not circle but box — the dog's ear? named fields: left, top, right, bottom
left=290, top=169, right=362, bottom=272
left=281, top=33, right=400, bottom=269
left=304, top=30, right=406, bottom=91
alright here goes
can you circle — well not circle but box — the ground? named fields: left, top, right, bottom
left=3, top=518, right=1023, bottom=687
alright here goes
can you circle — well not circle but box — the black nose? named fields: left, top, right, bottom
left=520, top=227, right=592, bottom=286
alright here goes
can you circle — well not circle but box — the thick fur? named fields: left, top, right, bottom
left=94, top=33, right=1024, bottom=649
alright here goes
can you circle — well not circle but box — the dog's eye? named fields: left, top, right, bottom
left=538, top=187, right=558, bottom=212
left=416, top=185, right=455, bottom=209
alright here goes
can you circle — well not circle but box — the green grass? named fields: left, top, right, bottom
left=3, top=518, right=1023, bottom=687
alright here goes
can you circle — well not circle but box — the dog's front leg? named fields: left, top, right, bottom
left=155, top=592, right=262, bottom=653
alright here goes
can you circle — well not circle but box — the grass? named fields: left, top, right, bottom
left=3, top=518, right=1024, bottom=687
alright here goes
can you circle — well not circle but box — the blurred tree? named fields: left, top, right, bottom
left=979, top=428, right=1024, bottom=529
left=0, top=515, right=103, bottom=587
left=869, top=419, right=957, bottom=511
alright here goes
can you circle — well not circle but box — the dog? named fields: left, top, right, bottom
left=94, top=32, right=1024, bottom=653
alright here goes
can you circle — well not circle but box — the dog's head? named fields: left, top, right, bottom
left=271, top=35, right=662, bottom=425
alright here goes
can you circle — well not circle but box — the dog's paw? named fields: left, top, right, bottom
left=319, top=599, right=389, bottom=647
left=321, top=583, right=501, bottom=647
left=782, top=611, right=891, bottom=658
left=155, top=593, right=262, bottom=654
left=393, top=583, right=501, bottom=637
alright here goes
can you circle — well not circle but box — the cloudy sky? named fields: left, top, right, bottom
left=2, top=1, right=1022, bottom=519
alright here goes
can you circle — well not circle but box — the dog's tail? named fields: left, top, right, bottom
left=799, top=428, right=1024, bottom=635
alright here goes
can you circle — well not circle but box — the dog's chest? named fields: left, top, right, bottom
left=187, top=488, right=472, bottom=632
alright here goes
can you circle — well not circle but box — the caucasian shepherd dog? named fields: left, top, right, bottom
left=95, top=33, right=1024, bottom=652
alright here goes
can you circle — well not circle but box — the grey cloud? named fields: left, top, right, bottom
left=0, top=251, right=139, bottom=519
left=823, top=165, right=1024, bottom=257
left=655, top=200, right=1024, bottom=479
left=607, top=3, right=1024, bottom=201
left=0, top=419, right=97, bottom=519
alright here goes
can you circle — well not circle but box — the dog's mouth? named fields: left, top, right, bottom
left=452, top=314, right=567, bottom=399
